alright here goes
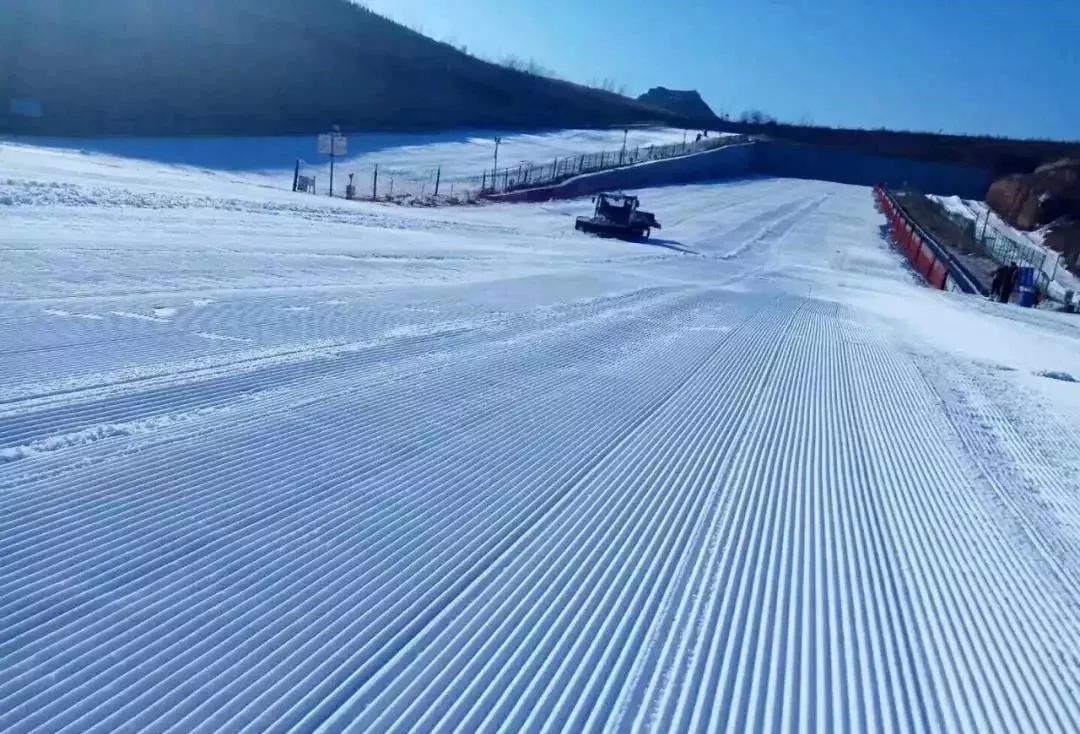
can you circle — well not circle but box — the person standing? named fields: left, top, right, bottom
left=990, top=265, right=1009, bottom=301
left=1001, top=262, right=1019, bottom=303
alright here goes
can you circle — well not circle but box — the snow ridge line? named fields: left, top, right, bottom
left=0, top=284, right=670, bottom=424
left=0, top=404, right=244, bottom=464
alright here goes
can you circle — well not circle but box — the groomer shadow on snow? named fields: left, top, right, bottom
left=631, top=236, right=699, bottom=254
left=577, top=230, right=698, bottom=254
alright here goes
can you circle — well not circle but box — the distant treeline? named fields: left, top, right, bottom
left=0, top=0, right=684, bottom=136
left=710, top=120, right=1080, bottom=176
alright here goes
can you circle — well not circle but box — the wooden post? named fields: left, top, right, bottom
left=434, top=166, right=441, bottom=197
left=372, top=164, right=379, bottom=200
left=292, top=159, right=300, bottom=192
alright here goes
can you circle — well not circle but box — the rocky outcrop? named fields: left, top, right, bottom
left=1046, top=221, right=1080, bottom=273
left=637, top=88, right=719, bottom=124
left=987, top=158, right=1080, bottom=230
left=986, top=159, right=1080, bottom=276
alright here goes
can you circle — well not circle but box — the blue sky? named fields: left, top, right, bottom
left=362, top=0, right=1078, bottom=141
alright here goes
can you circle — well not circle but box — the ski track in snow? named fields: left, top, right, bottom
left=4, top=140, right=1080, bottom=733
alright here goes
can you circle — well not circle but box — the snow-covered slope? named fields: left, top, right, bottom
left=4, top=141, right=1080, bottom=733
left=3, top=127, right=695, bottom=198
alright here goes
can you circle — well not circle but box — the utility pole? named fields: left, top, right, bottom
left=493, top=136, right=502, bottom=190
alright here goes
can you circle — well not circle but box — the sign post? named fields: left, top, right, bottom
left=318, top=129, right=348, bottom=197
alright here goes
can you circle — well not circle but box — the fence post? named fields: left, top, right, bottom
left=552, top=158, right=558, bottom=181
left=482, top=170, right=487, bottom=192
left=504, top=169, right=509, bottom=190
left=292, top=159, right=300, bottom=192
left=434, top=166, right=441, bottom=197
left=372, top=164, right=378, bottom=200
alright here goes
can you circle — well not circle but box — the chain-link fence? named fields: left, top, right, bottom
left=295, top=134, right=754, bottom=204
left=478, top=134, right=753, bottom=195
left=295, top=159, right=480, bottom=204
left=937, top=205, right=1058, bottom=292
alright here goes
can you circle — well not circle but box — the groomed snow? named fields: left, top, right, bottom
left=4, top=138, right=1080, bottom=733
left=2, top=126, right=698, bottom=198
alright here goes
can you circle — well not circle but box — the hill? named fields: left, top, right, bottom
left=0, top=0, right=683, bottom=136
left=637, top=88, right=719, bottom=124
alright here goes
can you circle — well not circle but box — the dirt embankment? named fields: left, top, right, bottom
left=988, top=159, right=1080, bottom=272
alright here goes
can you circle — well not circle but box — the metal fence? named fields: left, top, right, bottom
left=295, top=134, right=753, bottom=203
left=477, top=134, right=754, bottom=196
left=938, top=206, right=1059, bottom=291
left=295, top=159, right=481, bottom=203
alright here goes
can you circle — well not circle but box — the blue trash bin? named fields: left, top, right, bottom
left=1017, top=267, right=1038, bottom=308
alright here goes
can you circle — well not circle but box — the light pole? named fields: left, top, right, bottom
left=620, top=128, right=628, bottom=166
left=492, top=136, right=502, bottom=191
